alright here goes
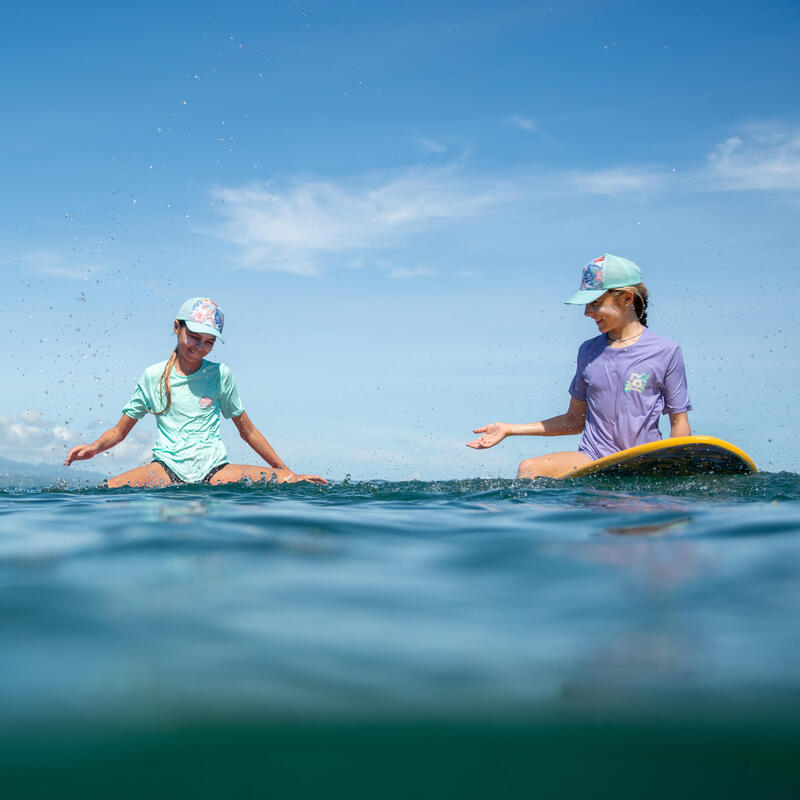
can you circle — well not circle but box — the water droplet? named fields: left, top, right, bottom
left=76, top=292, right=86, bottom=302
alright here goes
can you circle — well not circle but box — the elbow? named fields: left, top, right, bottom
left=568, top=418, right=586, bottom=435
left=238, top=426, right=252, bottom=443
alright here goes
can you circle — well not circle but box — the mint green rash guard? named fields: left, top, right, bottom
left=122, top=360, right=245, bottom=483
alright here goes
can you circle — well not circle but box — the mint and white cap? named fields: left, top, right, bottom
left=565, top=254, right=643, bottom=304
left=176, top=297, right=225, bottom=343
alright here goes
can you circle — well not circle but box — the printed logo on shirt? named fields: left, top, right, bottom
left=199, top=396, right=213, bottom=408
left=624, top=372, right=650, bottom=394
left=580, top=256, right=605, bottom=290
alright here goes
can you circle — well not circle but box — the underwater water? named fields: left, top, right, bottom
left=2, top=473, right=800, bottom=797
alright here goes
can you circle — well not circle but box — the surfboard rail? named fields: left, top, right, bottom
left=557, top=436, right=757, bottom=479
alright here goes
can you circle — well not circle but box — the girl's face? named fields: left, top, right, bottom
left=174, top=321, right=216, bottom=362
left=583, top=290, right=635, bottom=334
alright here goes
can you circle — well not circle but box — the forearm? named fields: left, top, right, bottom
left=241, top=429, right=289, bottom=469
left=91, top=425, right=129, bottom=454
left=668, top=412, right=691, bottom=438
left=65, top=415, right=136, bottom=465
left=508, top=414, right=585, bottom=437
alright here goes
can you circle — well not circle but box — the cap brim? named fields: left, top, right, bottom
left=564, top=289, right=605, bottom=305
left=184, top=319, right=224, bottom=343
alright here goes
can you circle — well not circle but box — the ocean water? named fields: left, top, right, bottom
left=3, top=473, right=800, bottom=797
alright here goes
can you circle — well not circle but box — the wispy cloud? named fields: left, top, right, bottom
left=5, top=249, right=100, bottom=280
left=0, top=408, right=153, bottom=470
left=388, top=267, right=438, bottom=280
left=416, top=137, right=447, bottom=154
left=567, top=167, right=665, bottom=197
left=705, top=126, right=800, bottom=191
left=508, top=113, right=536, bottom=133
left=0, top=409, right=73, bottom=463
left=207, top=124, right=798, bottom=278
left=210, top=169, right=515, bottom=275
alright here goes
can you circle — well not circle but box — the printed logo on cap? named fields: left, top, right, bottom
left=190, top=299, right=224, bottom=335
left=580, top=256, right=605, bottom=291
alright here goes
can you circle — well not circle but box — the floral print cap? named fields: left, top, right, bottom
left=176, top=297, right=225, bottom=343
left=564, top=254, right=642, bottom=305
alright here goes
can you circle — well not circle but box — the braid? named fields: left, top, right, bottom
left=151, top=350, right=178, bottom=416
left=150, top=319, right=186, bottom=416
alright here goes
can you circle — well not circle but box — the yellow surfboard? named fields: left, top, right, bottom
left=558, top=436, right=757, bottom=479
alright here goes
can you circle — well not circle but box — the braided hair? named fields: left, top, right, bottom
left=150, top=321, right=185, bottom=416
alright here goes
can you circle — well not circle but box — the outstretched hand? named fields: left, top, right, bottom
left=289, top=473, right=329, bottom=485
left=64, top=444, right=98, bottom=466
left=466, top=422, right=510, bottom=450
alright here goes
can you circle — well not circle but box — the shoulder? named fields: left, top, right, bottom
left=576, top=334, right=606, bottom=358
left=203, top=359, right=230, bottom=372
left=201, top=360, right=235, bottom=380
left=640, top=329, right=683, bottom=355
left=140, top=360, right=169, bottom=381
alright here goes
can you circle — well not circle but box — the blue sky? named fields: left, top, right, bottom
left=2, top=0, right=799, bottom=479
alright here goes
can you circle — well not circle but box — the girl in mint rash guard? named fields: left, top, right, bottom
left=64, top=298, right=327, bottom=488
left=466, top=254, right=692, bottom=478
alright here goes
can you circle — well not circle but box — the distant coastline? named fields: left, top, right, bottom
left=0, top=456, right=104, bottom=490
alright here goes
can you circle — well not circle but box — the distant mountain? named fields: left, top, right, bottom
left=0, top=456, right=105, bottom=490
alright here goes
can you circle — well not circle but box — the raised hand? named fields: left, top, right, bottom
left=466, top=422, right=511, bottom=450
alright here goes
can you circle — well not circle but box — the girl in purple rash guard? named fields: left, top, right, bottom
left=466, top=254, right=692, bottom=479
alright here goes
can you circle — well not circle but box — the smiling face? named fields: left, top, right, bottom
left=174, top=320, right=216, bottom=366
left=583, top=289, right=637, bottom=335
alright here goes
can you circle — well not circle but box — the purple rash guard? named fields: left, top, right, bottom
left=568, top=328, right=692, bottom=461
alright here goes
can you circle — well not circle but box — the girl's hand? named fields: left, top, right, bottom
left=64, top=444, right=98, bottom=466
left=290, top=473, right=329, bottom=485
left=466, top=423, right=511, bottom=450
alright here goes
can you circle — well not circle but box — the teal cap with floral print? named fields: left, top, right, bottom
left=176, top=297, right=225, bottom=343
left=565, top=254, right=643, bottom=304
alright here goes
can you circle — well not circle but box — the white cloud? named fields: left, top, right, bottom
left=207, top=124, right=799, bottom=279
left=416, top=137, right=447, bottom=154
left=209, top=169, right=515, bottom=275
left=509, top=113, right=536, bottom=133
left=706, top=127, right=800, bottom=191
left=388, top=267, right=438, bottom=280
left=566, top=167, right=664, bottom=196
left=0, top=410, right=78, bottom=463
left=0, top=409, right=153, bottom=471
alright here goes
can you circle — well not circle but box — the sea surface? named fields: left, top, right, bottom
left=2, top=473, right=800, bottom=797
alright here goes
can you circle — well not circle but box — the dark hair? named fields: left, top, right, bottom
left=611, top=283, right=649, bottom=326
left=630, top=283, right=649, bottom=326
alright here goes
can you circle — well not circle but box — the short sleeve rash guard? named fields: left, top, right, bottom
left=568, top=328, right=691, bottom=461
left=122, top=360, right=245, bottom=482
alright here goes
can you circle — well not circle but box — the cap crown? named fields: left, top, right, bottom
left=564, top=254, right=642, bottom=304
left=177, top=297, right=225, bottom=339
